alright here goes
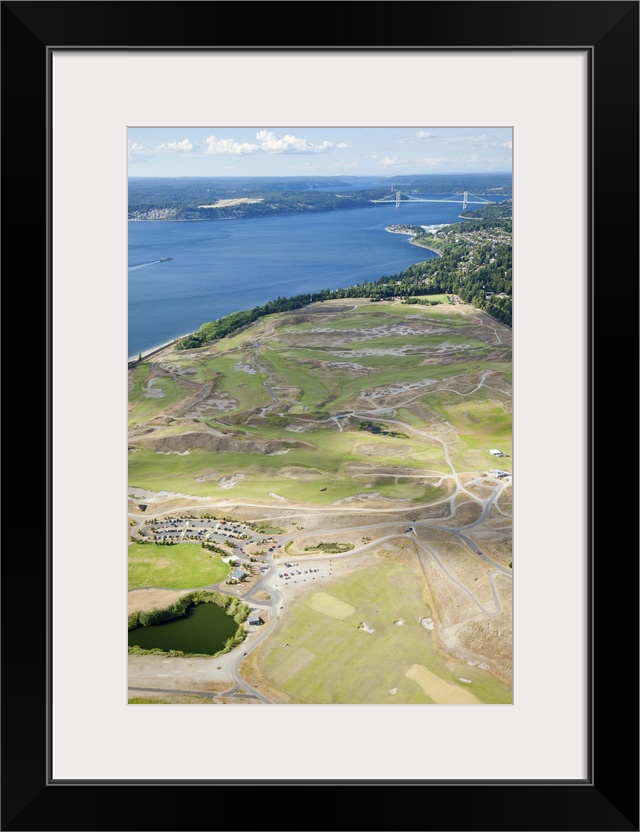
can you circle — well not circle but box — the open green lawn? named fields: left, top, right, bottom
left=129, top=446, right=447, bottom=504
left=402, top=294, right=452, bottom=305
left=257, top=559, right=512, bottom=704
left=128, top=362, right=204, bottom=425
left=260, top=350, right=330, bottom=408
left=128, top=377, right=181, bottom=425
left=426, top=392, right=512, bottom=471
left=255, top=524, right=286, bottom=535
left=128, top=542, right=229, bottom=589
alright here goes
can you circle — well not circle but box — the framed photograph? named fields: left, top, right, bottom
left=3, top=2, right=637, bottom=830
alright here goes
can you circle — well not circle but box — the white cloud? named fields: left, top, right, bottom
left=332, top=161, right=359, bottom=169
left=378, top=155, right=404, bottom=166
left=128, top=142, right=147, bottom=155
left=442, top=134, right=491, bottom=144
left=415, top=131, right=436, bottom=139
left=255, top=130, right=348, bottom=154
left=204, top=134, right=259, bottom=155
left=157, top=138, right=194, bottom=152
left=420, top=156, right=448, bottom=166
left=426, top=154, right=479, bottom=166
left=500, top=141, right=513, bottom=149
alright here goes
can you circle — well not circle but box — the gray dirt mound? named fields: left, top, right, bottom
left=279, top=467, right=324, bottom=480
left=128, top=426, right=158, bottom=439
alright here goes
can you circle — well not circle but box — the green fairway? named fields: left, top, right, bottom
left=425, top=391, right=512, bottom=472
left=129, top=448, right=445, bottom=504
left=128, top=365, right=186, bottom=425
left=259, top=349, right=487, bottom=415
left=129, top=419, right=449, bottom=505
left=128, top=542, right=230, bottom=589
left=257, top=559, right=512, bottom=704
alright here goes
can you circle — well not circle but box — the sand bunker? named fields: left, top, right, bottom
left=158, top=363, right=196, bottom=376
left=405, top=664, right=481, bottom=704
left=327, top=362, right=373, bottom=373
left=303, top=324, right=442, bottom=340
left=353, top=443, right=412, bottom=457
left=142, top=379, right=164, bottom=399
left=359, top=378, right=437, bottom=401
left=233, top=362, right=257, bottom=374
left=280, top=467, right=323, bottom=480
left=332, top=492, right=383, bottom=505
left=218, top=473, right=244, bottom=489
left=194, top=472, right=218, bottom=483
left=187, top=393, right=238, bottom=415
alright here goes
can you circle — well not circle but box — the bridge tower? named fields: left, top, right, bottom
left=462, top=191, right=468, bottom=210
left=396, top=190, right=401, bottom=208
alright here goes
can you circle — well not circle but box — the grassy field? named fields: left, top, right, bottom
left=426, top=391, right=512, bottom=472
left=129, top=420, right=449, bottom=504
left=129, top=300, right=511, bottom=491
left=128, top=698, right=168, bottom=704
left=256, top=559, right=512, bottom=704
left=128, top=696, right=214, bottom=704
left=129, top=448, right=448, bottom=504
left=255, top=524, right=286, bottom=535
left=279, top=302, right=465, bottom=331
left=128, top=365, right=185, bottom=426
left=128, top=542, right=230, bottom=589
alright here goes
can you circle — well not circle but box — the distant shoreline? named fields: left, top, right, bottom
left=409, top=239, right=443, bottom=257
left=385, top=224, right=444, bottom=258
left=128, top=334, right=190, bottom=365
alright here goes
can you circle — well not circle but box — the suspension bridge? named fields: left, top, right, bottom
left=370, top=190, right=493, bottom=210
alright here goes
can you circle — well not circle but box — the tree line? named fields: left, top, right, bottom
left=128, top=590, right=250, bottom=658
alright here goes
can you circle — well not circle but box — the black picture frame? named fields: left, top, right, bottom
left=2, top=2, right=638, bottom=830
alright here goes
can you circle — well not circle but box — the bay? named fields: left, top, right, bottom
left=128, top=197, right=499, bottom=358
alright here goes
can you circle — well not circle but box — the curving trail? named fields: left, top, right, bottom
left=249, top=340, right=281, bottom=415
left=413, top=538, right=502, bottom=616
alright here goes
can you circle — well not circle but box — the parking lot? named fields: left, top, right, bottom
left=272, top=560, right=334, bottom=589
left=136, top=518, right=278, bottom=556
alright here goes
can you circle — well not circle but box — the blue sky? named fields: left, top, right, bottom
left=128, top=127, right=512, bottom=177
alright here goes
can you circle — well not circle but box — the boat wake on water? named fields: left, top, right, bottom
left=128, top=257, right=173, bottom=271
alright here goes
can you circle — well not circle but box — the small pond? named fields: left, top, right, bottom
left=128, top=603, right=238, bottom=655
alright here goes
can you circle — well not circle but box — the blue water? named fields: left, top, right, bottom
left=128, top=197, right=500, bottom=358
